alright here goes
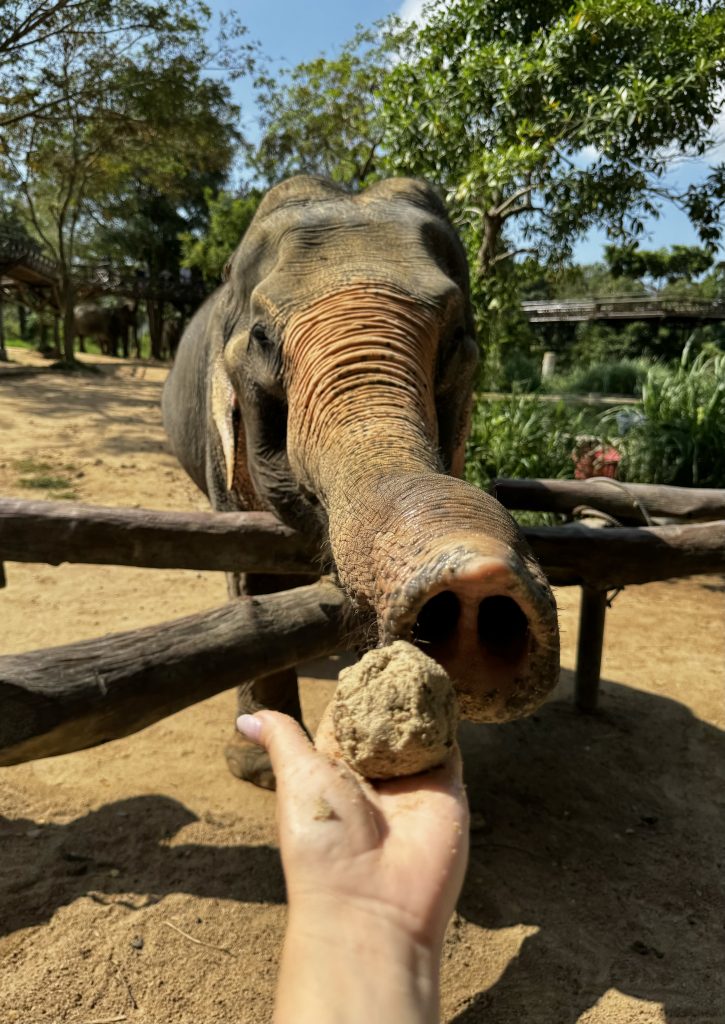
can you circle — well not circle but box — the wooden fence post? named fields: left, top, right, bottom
left=575, top=587, right=608, bottom=713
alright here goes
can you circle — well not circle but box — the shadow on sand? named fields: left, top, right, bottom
left=1, top=670, right=723, bottom=1022
left=452, top=670, right=724, bottom=1022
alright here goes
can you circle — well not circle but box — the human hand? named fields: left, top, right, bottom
left=237, top=709, right=469, bottom=954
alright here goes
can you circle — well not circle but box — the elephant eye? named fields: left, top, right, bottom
left=251, top=323, right=270, bottom=345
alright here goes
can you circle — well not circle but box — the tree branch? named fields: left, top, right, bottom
left=0, top=0, right=79, bottom=57
left=490, top=182, right=536, bottom=218
left=492, top=247, right=538, bottom=264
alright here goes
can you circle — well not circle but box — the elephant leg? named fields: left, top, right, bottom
left=223, top=571, right=317, bottom=789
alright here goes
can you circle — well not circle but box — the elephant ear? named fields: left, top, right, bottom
left=209, top=354, right=237, bottom=492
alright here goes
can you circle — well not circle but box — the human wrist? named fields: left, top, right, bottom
left=276, top=897, right=441, bottom=1024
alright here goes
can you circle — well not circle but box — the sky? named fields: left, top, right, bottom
left=209, top=0, right=722, bottom=265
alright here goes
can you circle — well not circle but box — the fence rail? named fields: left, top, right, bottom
left=1, top=496, right=723, bottom=590
left=493, top=478, right=725, bottom=525
left=0, top=498, right=317, bottom=575
left=1, top=488, right=722, bottom=759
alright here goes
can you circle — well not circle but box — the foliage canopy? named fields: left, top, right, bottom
left=0, top=0, right=250, bottom=360
left=380, top=0, right=725, bottom=279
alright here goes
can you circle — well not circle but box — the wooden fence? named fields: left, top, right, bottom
left=0, top=480, right=723, bottom=763
left=494, top=478, right=725, bottom=711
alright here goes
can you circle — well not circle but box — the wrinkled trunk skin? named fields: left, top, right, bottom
left=285, top=286, right=559, bottom=723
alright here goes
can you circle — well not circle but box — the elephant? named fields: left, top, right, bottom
left=74, top=301, right=136, bottom=358
left=162, top=175, right=559, bottom=788
left=161, top=314, right=183, bottom=360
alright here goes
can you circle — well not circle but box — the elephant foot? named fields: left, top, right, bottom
left=224, top=731, right=276, bottom=790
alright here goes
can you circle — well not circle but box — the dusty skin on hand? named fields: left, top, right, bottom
left=317, top=640, right=459, bottom=779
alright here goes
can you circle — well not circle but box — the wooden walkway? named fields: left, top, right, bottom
left=522, top=296, right=725, bottom=325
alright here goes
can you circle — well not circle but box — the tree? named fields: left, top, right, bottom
left=252, top=20, right=411, bottom=189
left=180, top=187, right=262, bottom=285
left=605, top=243, right=714, bottom=290
left=380, top=0, right=725, bottom=284
left=1, top=2, right=249, bottom=363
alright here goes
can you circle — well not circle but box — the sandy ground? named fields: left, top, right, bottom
left=0, top=349, right=723, bottom=1024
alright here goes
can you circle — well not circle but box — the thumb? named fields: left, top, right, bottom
left=237, top=710, right=318, bottom=790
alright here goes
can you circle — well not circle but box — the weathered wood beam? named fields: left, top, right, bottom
left=0, top=579, right=351, bottom=766
left=0, top=497, right=319, bottom=574
left=494, top=478, right=725, bottom=524
left=526, top=521, right=725, bottom=589
left=1, top=499, right=723, bottom=591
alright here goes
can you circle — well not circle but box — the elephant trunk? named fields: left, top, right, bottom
left=284, top=286, right=559, bottom=722
left=327, top=468, right=558, bottom=721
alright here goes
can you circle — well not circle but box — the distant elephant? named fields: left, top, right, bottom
left=161, top=315, right=183, bottom=360
left=162, top=176, right=559, bottom=788
left=74, top=301, right=136, bottom=358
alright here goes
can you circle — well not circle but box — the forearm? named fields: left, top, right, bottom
left=275, top=902, right=441, bottom=1024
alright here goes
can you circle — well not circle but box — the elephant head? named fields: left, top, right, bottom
left=164, top=176, right=559, bottom=723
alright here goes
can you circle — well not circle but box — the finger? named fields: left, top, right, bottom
left=237, top=710, right=319, bottom=793
left=242, top=711, right=381, bottom=850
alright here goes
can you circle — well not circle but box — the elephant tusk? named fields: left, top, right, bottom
left=210, top=356, right=237, bottom=491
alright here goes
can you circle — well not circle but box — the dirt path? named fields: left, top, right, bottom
left=1, top=351, right=723, bottom=1023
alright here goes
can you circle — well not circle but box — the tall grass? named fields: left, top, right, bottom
left=609, top=348, right=725, bottom=487
left=465, top=392, right=591, bottom=492
left=465, top=349, right=725, bottom=494
left=542, top=357, right=655, bottom=397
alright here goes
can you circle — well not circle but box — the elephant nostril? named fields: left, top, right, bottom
left=412, top=590, right=460, bottom=649
left=477, top=596, right=529, bottom=663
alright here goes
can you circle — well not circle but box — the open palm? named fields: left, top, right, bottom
left=244, top=709, right=469, bottom=951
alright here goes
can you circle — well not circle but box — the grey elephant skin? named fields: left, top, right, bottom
left=162, top=175, right=559, bottom=785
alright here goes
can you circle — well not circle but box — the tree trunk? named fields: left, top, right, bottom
left=132, top=300, right=142, bottom=358
left=61, top=277, right=77, bottom=363
left=147, top=298, right=163, bottom=360
left=0, top=498, right=318, bottom=574
left=17, top=302, right=28, bottom=340
left=38, top=321, right=50, bottom=355
left=0, top=296, right=6, bottom=362
left=53, top=316, right=61, bottom=358
left=493, top=478, right=725, bottom=524
left=121, top=316, right=129, bottom=358
left=524, top=520, right=725, bottom=589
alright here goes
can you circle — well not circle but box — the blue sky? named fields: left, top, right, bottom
left=211, top=0, right=400, bottom=139
left=209, top=0, right=722, bottom=265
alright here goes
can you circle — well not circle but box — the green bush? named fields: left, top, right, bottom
left=466, top=350, right=725, bottom=497
left=498, top=349, right=542, bottom=392
left=608, top=348, right=725, bottom=487
left=569, top=321, right=643, bottom=364
left=465, top=392, right=590, bottom=492
left=543, top=357, right=654, bottom=396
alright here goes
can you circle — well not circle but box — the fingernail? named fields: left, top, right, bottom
left=236, top=714, right=263, bottom=744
